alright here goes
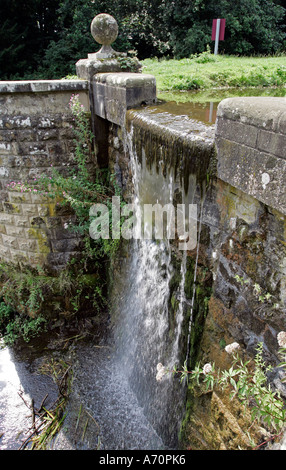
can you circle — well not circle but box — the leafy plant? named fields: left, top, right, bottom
left=160, top=335, right=286, bottom=448
left=36, top=93, right=122, bottom=262
left=190, top=46, right=217, bottom=64
left=193, top=343, right=286, bottom=436
left=0, top=299, right=47, bottom=346
left=117, top=50, right=141, bottom=72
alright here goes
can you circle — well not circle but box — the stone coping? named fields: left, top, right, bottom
left=216, top=96, right=286, bottom=134
left=127, top=107, right=215, bottom=144
left=92, top=72, right=157, bottom=125
left=0, top=79, right=88, bottom=94
left=94, top=72, right=156, bottom=88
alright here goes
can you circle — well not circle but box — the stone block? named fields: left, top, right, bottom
left=9, top=248, right=29, bottom=263
left=46, top=251, right=78, bottom=267
left=28, top=252, right=46, bottom=266
left=21, top=203, right=39, bottom=216
left=0, top=244, right=11, bottom=259
left=29, top=215, right=47, bottom=227
left=13, top=215, right=30, bottom=227
left=47, top=141, right=67, bottom=159
left=17, top=141, right=46, bottom=156
left=257, top=129, right=286, bottom=160
left=2, top=234, right=18, bottom=249
left=5, top=225, right=26, bottom=238
left=45, top=216, right=62, bottom=228
left=0, top=142, right=12, bottom=154
left=7, top=155, right=33, bottom=168
left=8, top=191, right=32, bottom=204
left=93, top=72, right=156, bottom=126
left=25, top=227, right=47, bottom=239
left=0, top=129, right=16, bottom=142
left=0, top=167, right=9, bottom=178
left=0, top=212, right=15, bottom=225
left=29, top=192, right=51, bottom=204
left=217, top=136, right=286, bottom=214
left=216, top=117, right=258, bottom=148
left=3, top=201, right=22, bottom=214
left=37, top=204, right=50, bottom=217
left=37, top=129, right=59, bottom=141
left=216, top=97, right=286, bottom=215
left=17, top=237, right=38, bottom=252
left=49, top=226, right=78, bottom=240
left=51, top=237, right=81, bottom=252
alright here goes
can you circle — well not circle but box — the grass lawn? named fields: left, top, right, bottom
left=141, top=53, right=286, bottom=97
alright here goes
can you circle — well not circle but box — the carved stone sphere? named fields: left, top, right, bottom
left=91, top=13, right=118, bottom=46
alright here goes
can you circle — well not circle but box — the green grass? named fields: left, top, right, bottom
left=141, top=53, right=286, bottom=94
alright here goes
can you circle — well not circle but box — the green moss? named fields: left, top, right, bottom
left=27, top=227, right=50, bottom=254
left=128, top=114, right=215, bottom=194
left=3, top=202, right=20, bottom=214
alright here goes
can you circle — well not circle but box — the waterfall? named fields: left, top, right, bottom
left=111, top=123, right=189, bottom=447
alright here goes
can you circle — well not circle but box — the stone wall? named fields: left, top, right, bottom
left=0, top=80, right=89, bottom=271
left=216, top=97, right=286, bottom=215
left=185, top=177, right=286, bottom=449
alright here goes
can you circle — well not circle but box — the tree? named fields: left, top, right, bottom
left=0, top=0, right=285, bottom=79
left=218, top=0, right=286, bottom=55
left=0, top=0, right=59, bottom=79
left=167, top=0, right=285, bottom=57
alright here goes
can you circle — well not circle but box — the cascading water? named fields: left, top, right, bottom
left=110, top=123, right=192, bottom=448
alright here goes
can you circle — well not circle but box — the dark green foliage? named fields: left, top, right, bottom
left=0, top=0, right=285, bottom=79
left=0, top=299, right=47, bottom=345
left=0, top=0, right=59, bottom=79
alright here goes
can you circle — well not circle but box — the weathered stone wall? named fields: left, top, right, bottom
left=216, top=97, right=286, bottom=215
left=184, top=178, right=286, bottom=450
left=0, top=80, right=89, bottom=271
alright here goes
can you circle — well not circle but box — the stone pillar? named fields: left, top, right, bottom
left=76, top=13, right=157, bottom=167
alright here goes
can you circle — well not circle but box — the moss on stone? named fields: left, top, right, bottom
left=27, top=227, right=50, bottom=254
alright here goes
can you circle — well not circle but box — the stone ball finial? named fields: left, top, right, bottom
left=91, top=13, right=118, bottom=46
